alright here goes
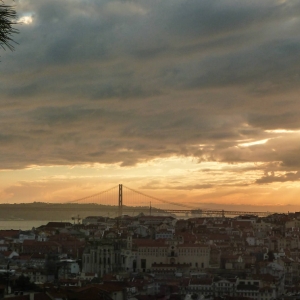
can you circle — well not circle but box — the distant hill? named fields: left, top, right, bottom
left=0, top=203, right=161, bottom=221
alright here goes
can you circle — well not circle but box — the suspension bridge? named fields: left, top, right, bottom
left=65, top=184, right=274, bottom=218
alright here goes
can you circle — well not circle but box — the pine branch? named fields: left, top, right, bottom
left=0, top=2, right=19, bottom=51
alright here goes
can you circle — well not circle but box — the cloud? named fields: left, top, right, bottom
left=140, top=181, right=214, bottom=191
left=256, top=171, right=300, bottom=184
left=0, top=0, right=300, bottom=182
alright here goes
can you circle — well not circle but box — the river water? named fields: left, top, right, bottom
left=0, top=220, right=70, bottom=230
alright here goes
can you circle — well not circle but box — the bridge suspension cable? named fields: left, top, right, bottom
left=60, top=184, right=277, bottom=217
left=123, top=185, right=198, bottom=210
left=66, top=185, right=119, bottom=204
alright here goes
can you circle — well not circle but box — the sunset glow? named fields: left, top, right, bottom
left=1, top=0, right=300, bottom=213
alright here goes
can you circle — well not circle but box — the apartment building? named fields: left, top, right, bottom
left=134, top=239, right=210, bottom=272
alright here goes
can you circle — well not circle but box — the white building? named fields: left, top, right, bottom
left=58, top=259, right=80, bottom=279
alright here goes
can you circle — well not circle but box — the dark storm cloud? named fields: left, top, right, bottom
left=150, top=0, right=296, bottom=39
left=7, top=83, right=38, bottom=98
left=1, top=0, right=300, bottom=182
left=248, top=112, right=300, bottom=130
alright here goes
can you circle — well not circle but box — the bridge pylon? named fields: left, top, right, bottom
left=118, top=184, right=123, bottom=217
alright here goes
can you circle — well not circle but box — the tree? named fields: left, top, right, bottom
left=14, top=275, right=38, bottom=291
left=0, top=1, right=18, bottom=51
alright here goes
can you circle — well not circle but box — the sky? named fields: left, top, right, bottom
left=1, top=0, right=300, bottom=212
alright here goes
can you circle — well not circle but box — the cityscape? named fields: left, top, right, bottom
left=2, top=0, right=300, bottom=300
left=0, top=210, right=299, bottom=299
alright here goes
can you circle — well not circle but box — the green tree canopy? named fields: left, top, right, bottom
left=0, top=2, right=18, bottom=51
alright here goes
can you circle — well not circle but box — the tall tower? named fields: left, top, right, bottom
left=118, top=184, right=123, bottom=217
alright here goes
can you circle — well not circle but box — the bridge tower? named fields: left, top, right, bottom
left=118, top=184, right=123, bottom=217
